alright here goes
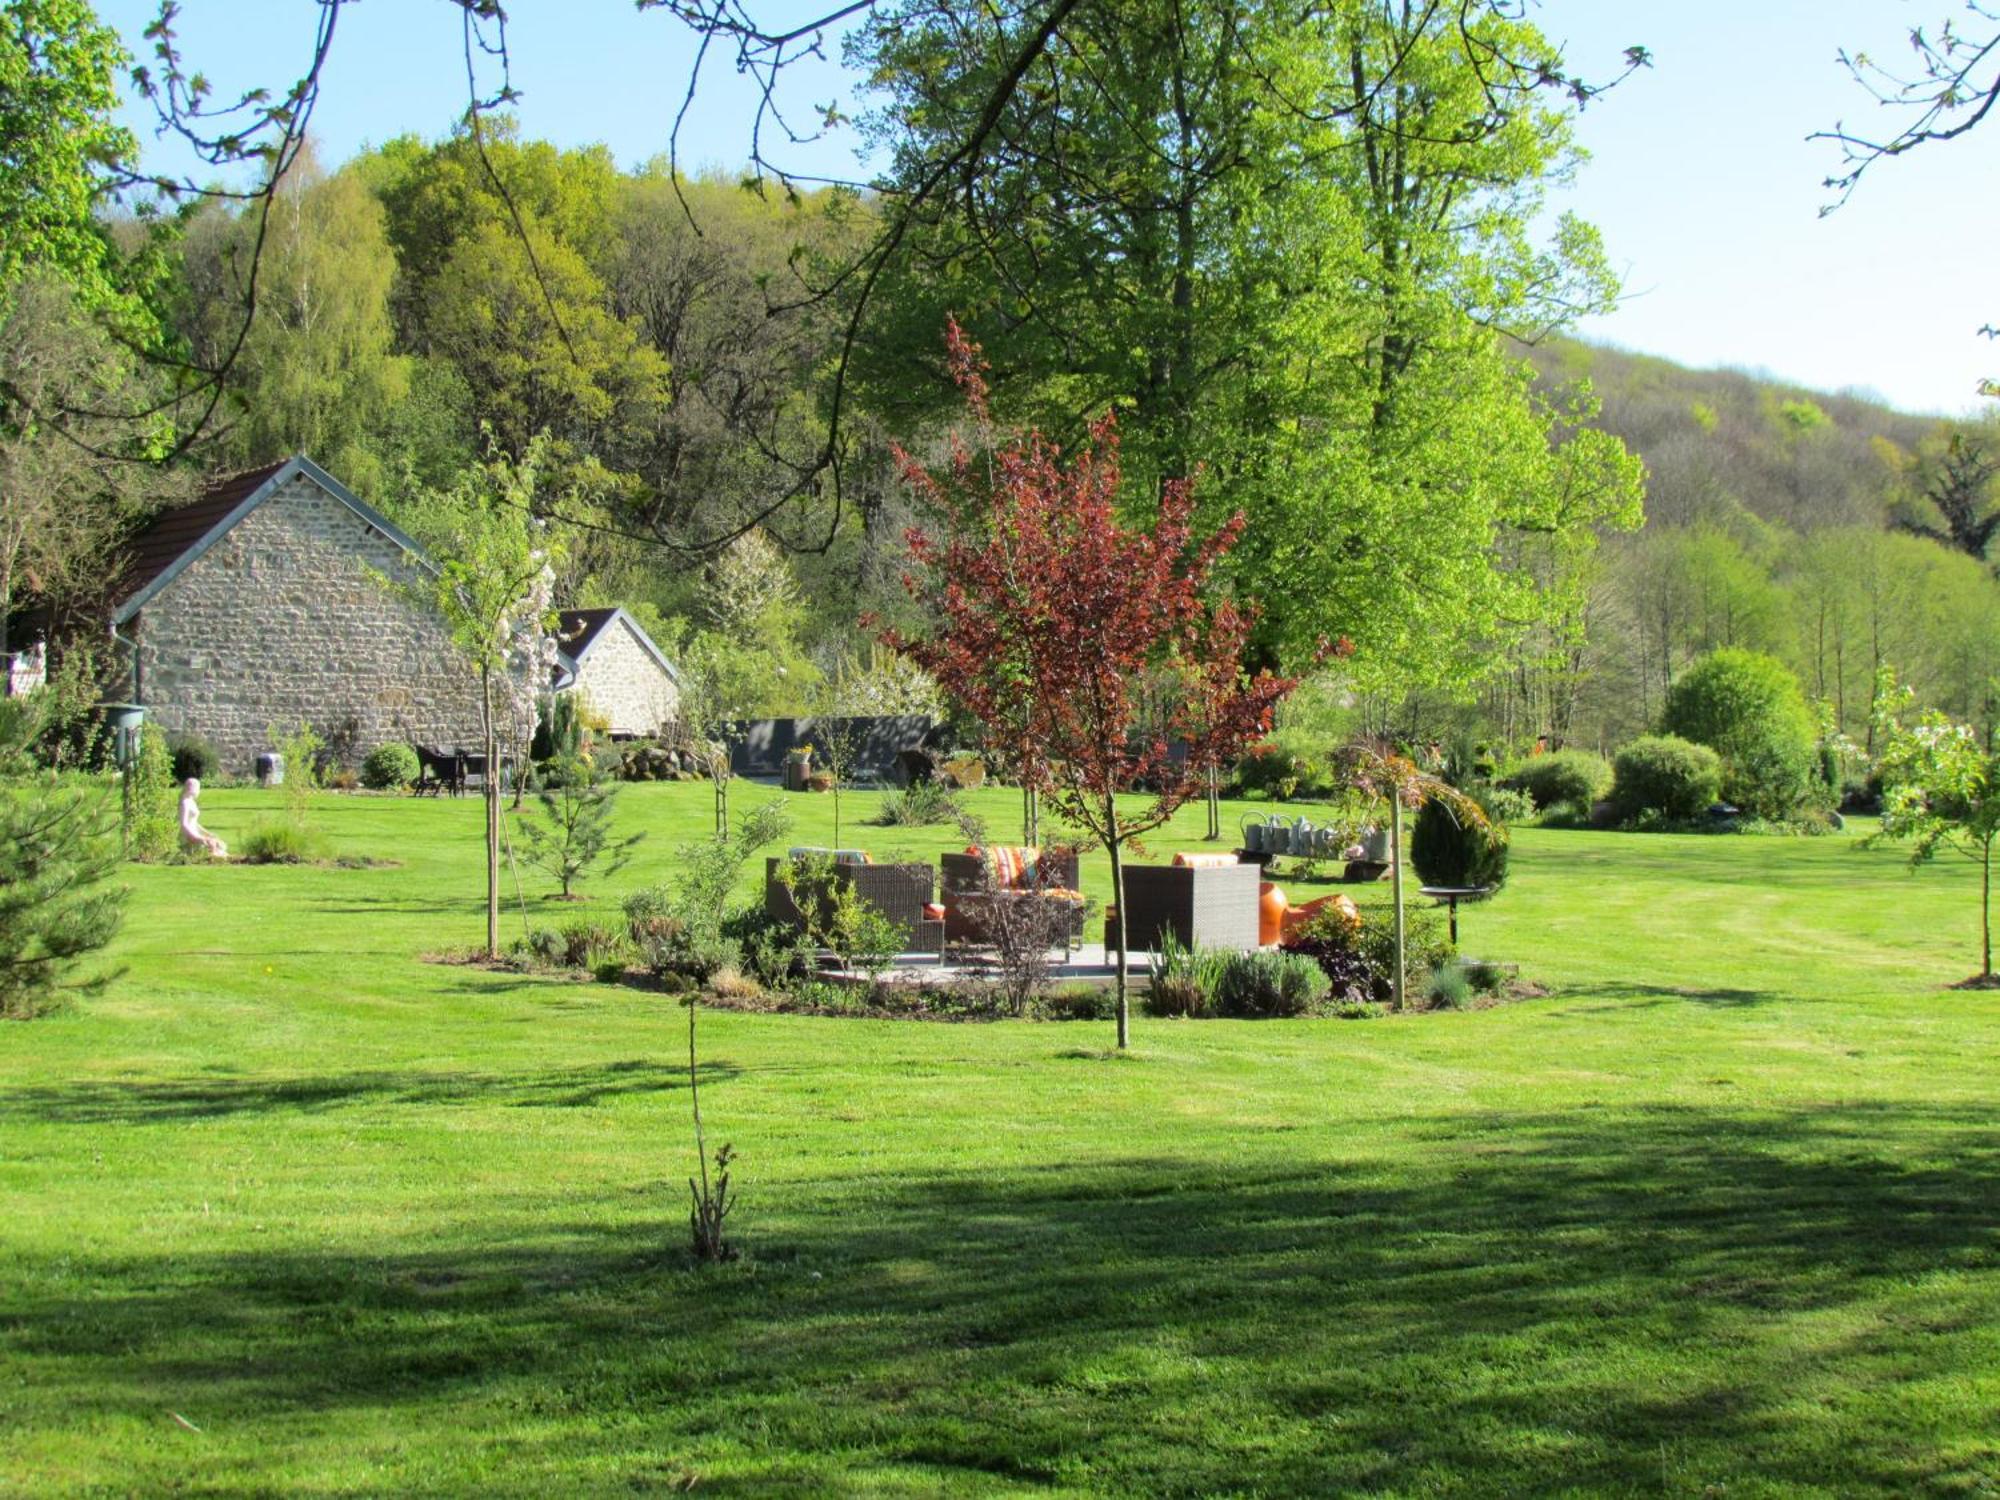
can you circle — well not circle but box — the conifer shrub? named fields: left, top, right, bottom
left=1409, top=797, right=1509, bottom=892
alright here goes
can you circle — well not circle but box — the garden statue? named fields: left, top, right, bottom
left=178, top=778, right=228, bottom=860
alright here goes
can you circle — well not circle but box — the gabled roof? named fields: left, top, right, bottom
left=555, top=606, right=680, bottom=685
left=111, top=455, right=427, bottom=626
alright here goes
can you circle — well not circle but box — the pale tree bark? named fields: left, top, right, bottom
left=482, top=664, right=501, bottom=958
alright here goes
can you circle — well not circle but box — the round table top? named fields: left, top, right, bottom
left=1419, top=885, right=1495, bottom=900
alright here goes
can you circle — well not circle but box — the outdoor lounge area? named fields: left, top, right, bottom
left=759, top=841, right=1366, bottom=976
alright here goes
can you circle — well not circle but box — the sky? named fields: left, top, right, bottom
left=95, top=0, right=2000, bottom=418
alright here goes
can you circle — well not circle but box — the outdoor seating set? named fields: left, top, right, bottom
left=411, top=745, right=501, bottom=797
left=762, top=844, right=1320, bottom=964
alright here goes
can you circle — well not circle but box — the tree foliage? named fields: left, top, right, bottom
left=1870, top=673, right=2000, bottom=980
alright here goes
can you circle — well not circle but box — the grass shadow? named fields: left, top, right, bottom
left=0, top=1059, right=735, bottom=1124
left=9, top=1101, right=1997, bottom=1492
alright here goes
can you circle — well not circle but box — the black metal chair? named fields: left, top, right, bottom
left=412, top=744, right=465, bottom=797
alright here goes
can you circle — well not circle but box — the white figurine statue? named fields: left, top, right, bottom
left=179, top=778, right=228, bottom=859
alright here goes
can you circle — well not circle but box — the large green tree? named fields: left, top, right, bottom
left=851, top=0, right=1642, bottom=691
left=176, top=151, right=410, bottom=490
left=0, top=0, right=142, bottom=325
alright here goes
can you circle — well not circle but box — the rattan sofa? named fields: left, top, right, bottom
left=764, top=856, right=944, bottom=955
left=1106, top=861, right=1260, bottom=952
left=938, top=848, right=1083, bottom=943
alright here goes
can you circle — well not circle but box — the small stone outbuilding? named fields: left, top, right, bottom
left=108, top=455, right=485, bottom=772
left=553, top=607, right=680, bottom=738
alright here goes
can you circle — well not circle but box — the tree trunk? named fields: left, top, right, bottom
left=1108, top=809, right=1130, bottom=1050
left=688, top=996, right=709, bottom=1197
left=1390, top=795, right=1407, bottom=1011
left=482, top=665, right=500, bottom=959
left=1984, top=835, right=1993, bottom=979
left=1206, top=765, right=1221, bottom=842
left=1023, top=783, right=1039, bottom=845
left=714, top=768, right=728, bottom=840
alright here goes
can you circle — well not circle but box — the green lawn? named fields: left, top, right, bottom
left=4, top=781, right=1999, bottom=1495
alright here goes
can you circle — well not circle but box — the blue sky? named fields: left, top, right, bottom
left=97, top=0, right=1999, bottom=417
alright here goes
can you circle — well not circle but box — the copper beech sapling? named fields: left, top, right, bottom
left=885, top=322, right=1333, bottom=1047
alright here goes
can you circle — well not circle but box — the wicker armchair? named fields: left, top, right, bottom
left=764, top=857, right=945, bottom=955
left=1107, top=862, right=1260, bottom=953
left=939, top=848, right=1083, bottom=943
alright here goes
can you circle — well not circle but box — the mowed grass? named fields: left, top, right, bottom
left=4, top=780, right=2000, bottom=1496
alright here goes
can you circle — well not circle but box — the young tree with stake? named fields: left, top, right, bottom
left=1870, top=672, right=2000, bottom=984
left=398, top=437, right=564, bottom=957
left=887, top=323, right=1302, bottom=1047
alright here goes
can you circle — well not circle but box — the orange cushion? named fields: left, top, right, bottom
left=1171, top=852, right=1239, bottom=869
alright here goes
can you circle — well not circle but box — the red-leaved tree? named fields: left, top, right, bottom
left=887, top=322, right=1309, bottom=1047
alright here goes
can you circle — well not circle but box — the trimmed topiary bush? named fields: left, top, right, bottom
left=1499, top=749, right=1611, bottom=815
left=360, top=742, right=420, bottom=791
left=1409, top=797, right=1509, bottom=893
left=1662, top=648, right=1818, bottom=819
left=1611, top=735, right=1723, bottom=825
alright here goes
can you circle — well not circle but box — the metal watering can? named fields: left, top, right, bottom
left=1241, top=813, right=1267, bottom=854
left=1291, top=816, right=1317, bottom=858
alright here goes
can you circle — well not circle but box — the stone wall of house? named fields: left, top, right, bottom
left=572, top=617, right=678, bottom=737
left=134, top=473, right=487, bottom=773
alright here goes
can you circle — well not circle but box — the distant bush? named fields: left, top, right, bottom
left=167, top=733, right=221, bottom=785
left=1610, top=735, right=1723, bottom=825
left=1233, top=742, right=1330, bottom=801
left=360, top=743, right=419, bottom=791
left=1662, top=648, right=1818, bottom=818
left=1498, top=750, right=1611, bottom=815
left=874, top=779, right=959, bottom=826
left=1470, top=784, right=1536, bottom=825
left=1211, top=949, right=1332, bottom=1019
left=240, top=820, right=332, bottom=864
left=1409, top=797, right=1509, bottom=893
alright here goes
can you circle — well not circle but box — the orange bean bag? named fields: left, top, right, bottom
left=1280, top=892, right=1361, bottom=941
left=1258, top=882, right=1287, bottom=946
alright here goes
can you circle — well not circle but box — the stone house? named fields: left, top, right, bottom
left=552, top=607, right=681, bottom=738
left=107, top=455, right=488, bottom=773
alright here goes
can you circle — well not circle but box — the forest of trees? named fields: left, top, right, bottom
left=5, top=0, right=1999, bottom=769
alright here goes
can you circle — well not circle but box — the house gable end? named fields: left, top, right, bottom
left=113, top=455, right=430, bottom=626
